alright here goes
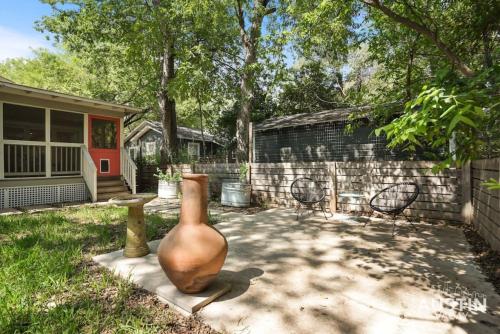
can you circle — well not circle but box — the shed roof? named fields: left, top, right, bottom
left=0, top=79, right=141, bottom=115
left=254, top=105, right=375, bottom=131
left=0, top=76, right=13, bottom=83
left=125, top=120, right=222, bottom=145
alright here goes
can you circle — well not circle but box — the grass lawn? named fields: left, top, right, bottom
left=0, top=206, right=218, bottom=334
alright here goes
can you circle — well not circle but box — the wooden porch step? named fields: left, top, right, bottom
left=96, top=175, right=131, bottom=202
left=97, top=180, right=124, bottom=187
left=97, top=185, right=129, bottom=194
left=97, top=176, right=122, bottom=181
left=97, top=191, right=131, bottom=202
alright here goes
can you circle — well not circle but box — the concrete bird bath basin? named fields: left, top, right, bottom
left=109, top=193, right=157, bottom=257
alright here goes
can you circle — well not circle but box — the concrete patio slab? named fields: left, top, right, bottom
left=93, top=240, right=231, bottom=314
left=94, top=207, right=500, bottom=334
left=144, top=197, right=181, bottom=215
left=198, top=208, right=500, bottom=334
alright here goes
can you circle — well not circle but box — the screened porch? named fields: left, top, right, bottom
left=0, top=102, right=86, bottom=179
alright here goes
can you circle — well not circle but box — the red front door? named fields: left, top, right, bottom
left=88, top=115, right=120, bottom=176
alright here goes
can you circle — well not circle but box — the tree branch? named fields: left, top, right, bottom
left=235, top=0, right=249, bottom=48
left=362, top=0, right=475, bottom=77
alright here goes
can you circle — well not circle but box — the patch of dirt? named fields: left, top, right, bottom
left=463, top=224, right=500, bottom=294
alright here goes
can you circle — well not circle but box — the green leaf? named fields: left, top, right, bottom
left=440, top=104, right=457, bottom=119
left=447, top=115, right=477, bottom=134
left=447, top=113, right=462, bottom=134
left=457, top=115, right=477, bottom=128
left=482, top=179, right=500, bottom=190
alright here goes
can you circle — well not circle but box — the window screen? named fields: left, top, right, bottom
left=51, top=110, right=84, bottom=143
left=145, top=142, right=156, bottom=155
left=3, top=103, right=45, bottom=141
left=92, top=119, right=117, bottom=149
left=188, top=142, right=200, bottom=157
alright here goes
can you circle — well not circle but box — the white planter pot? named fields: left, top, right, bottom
left=158, top=181, right=180, bottom=199
left=221, top=182, right=251, bottom=207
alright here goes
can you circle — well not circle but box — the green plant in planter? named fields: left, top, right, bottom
left=239, top=163, right=249, bottom=183
left=154, top=168, right=182, bottom=183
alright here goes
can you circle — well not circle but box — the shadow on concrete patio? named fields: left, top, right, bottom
left=217, top=268, right=265, bottom=302
left=198, top=208, right=500, bottom=334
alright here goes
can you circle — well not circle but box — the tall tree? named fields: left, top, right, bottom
left=39, top=0, right=237, bottom=163
left=234, top=0, right=276, bottom=162
left=0, top=49, right=93, bottom=97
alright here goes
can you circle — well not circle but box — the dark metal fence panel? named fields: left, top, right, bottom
left=254, top=121, right=408, bottom=163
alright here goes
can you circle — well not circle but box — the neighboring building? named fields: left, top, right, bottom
left=253, top=106, right=411, bottom=163
left=0, top=77, right=141, bottom=208
left=125, top=120, right=224, bottom=162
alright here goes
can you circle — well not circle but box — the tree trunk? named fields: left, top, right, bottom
left=197, top=95, right=206, bottom=158
left=235, top=0, right=274, bottom=163
left=236, top=56, right=255, bottom=163
left=482, top=30, right=493, bottom=69
left=405, top=39, right=416, bottom=100
left=158, top=36, right=177, bottom=165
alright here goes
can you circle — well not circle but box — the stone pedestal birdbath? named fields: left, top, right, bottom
left=109, top=193, right=157, bottom=257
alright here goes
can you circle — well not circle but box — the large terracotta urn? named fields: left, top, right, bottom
left=157, top=174, right=228, bottom=293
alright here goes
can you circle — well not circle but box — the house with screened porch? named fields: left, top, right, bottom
left=0, top=76, right=140, bottom=208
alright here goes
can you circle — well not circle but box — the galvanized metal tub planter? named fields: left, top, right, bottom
left=221, top=182, right=251, bottom=207
left=158, top=180, right=180, bottom=199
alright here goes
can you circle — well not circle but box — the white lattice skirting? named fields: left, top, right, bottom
left=0, top=183, right=89, bottom=209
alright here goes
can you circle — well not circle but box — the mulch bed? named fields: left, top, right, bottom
left=463, top=224, right=500, bottom=294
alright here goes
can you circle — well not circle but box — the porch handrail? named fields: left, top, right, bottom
left=81, top=146, right=97, bottom=202
left=121, top=148, right=137, bottom=194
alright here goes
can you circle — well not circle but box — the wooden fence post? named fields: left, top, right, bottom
left=461, top=161, right=473, bottom=224
left=329, top=162, right=337, bottom=214
left=248, top=122, right=254, bottom=163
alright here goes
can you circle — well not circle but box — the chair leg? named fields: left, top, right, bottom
left=391, top=215, right=397, bottom=237
left=408, top=219, right=418, bottom=231
left=296, top=203, right=302, bottom=221
left=294, top=202, right=300, bottom=213
left=320, top=202, right=328, bottom=221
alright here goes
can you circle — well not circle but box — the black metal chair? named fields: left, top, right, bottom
left=369, top=182, right=420, bottom=236
left=290, top=177, right=330, bottom=220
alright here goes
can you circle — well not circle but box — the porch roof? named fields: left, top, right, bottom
left=0, top=80, right=141, bottom=115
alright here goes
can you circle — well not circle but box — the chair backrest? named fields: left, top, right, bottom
left=290, top=177, right=326, bottom=204
left=369, top=182, right=419, bottom=214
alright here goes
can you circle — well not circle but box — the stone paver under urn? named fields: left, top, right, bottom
left=109, top=193, right=157, bottom=257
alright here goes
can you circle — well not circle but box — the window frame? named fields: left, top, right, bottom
left=0, top=100, right=87, bottom=180
left=145, top=142, right=157, bottom=156
left=91, top=118, right=118, bottom=150
left=100, top=159, right=110, bottom=174
left=50, top=109, right=85, bottom=144
left=3, top=102, right=46, bottom=142
left=187, top=142, right=200, bottom=158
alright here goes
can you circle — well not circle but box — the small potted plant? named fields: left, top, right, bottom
left=221, top=163, right=251, bottom=207
left=155, top=168, right=182, bottom=199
